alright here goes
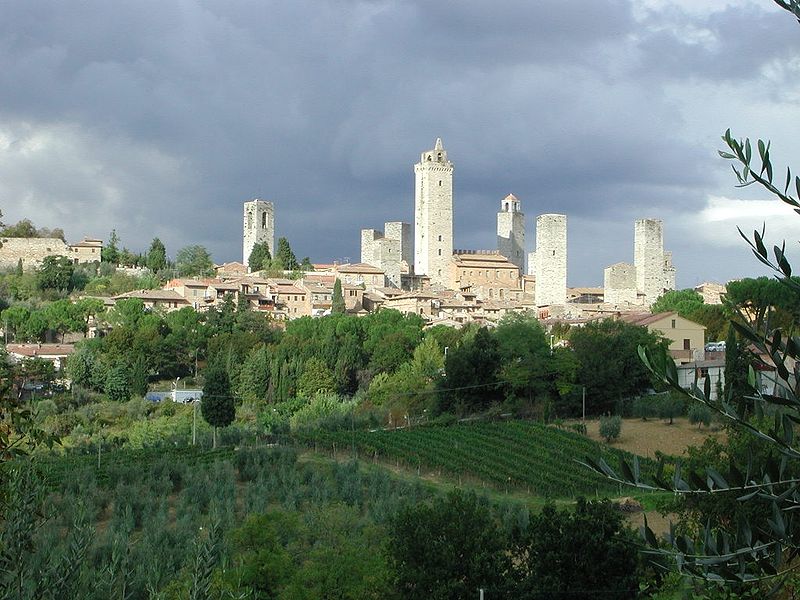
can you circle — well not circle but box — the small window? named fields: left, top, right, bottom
left=683, top=338, right=690, bottom=350
left=438, top=249, right=442, bottom=256
left=261, top=213, right=267, bottom=228
left=438, top=235, right=442, bottom=242
left=671, top=319, right=676, bottom=328
left=438, top=180, right=442, bottom=186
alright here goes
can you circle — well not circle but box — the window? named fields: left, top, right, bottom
left=438, top=180, right=442, bottom=186
left=261, top=213, right=267, bottom=228
left=671, top=319, right=676, bottom=328
left=438, top=235, right=442, bottom=241
left=438, top=249, right=442, bottom=256
left=683, top=339, right=690, bottom=350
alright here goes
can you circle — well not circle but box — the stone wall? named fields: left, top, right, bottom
left=0, top=237, right=70, bottom=270
left=414, top=138, right=453, bottom=289
left=243, top=199, right=275, bottom=266
left=603, top=262, right=638, bottom=306
left=360, top=222, right=409, bottom=288
left=534, top=214, right=567, bottom=307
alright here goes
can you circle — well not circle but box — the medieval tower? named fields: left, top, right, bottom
left=532, top=214, right=567, bottom=307
left=634, top=218, right=675, bottom=306
left=414, top=138, right=453, bottom=289
left=496, top=193, right=525, bottom=272
left=361, top=221, right=411, bottom=288
left=243, top=199, right=275, bottom=266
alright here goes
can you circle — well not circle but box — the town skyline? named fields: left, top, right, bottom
left=1, top=0, right=798, bottom=288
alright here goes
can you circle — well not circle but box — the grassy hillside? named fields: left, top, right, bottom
left=296, top=420, right=651, bottom=497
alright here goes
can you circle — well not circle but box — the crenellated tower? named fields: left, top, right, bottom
left=414, top=138, right=453, bottom=288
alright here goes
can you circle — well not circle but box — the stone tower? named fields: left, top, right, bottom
left=360, top=221, right=411, bottom=288
left=634, top=218, right=674, bottom=306
left=414, top=138, right=453, bottom=288
left=243, top=199, right=275, bottom=267
left=533, top=214, right=567, bottom=307
left=496, top=193, right=525, bottom=272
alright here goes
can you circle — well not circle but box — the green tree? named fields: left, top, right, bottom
left=247, top=242, right=272, bottom=272
left=296, top=357, right=335, bottom=398
left=510, top=499, right=640, bottom=599
left=570, top=319, right=666, bottom=415
left=275, top=237, right=298, bottom=271
left=439, top=327, right=502, bottom=414
left=388, top=489, right=508, bottom=599
left=599, top=415, right=622, bottom=443
left=299, top=256, right=313, bottom=271
left=37, top=255, right=74, bottom=291
left=651, top=289, right=705, bottom=317
left=176, top=245, right=214, bottom=277
left=101, top=229, right=120, bottom=264
left=201, top=362, right=235, bottom=448
left=147, top=238, right=167, bottom=272
left=494, top=312, right=556, bottom=405
left=104, top=364, right=131, bottom=402
left=1, top=219, right=38, bottom=238
left=44, top=299, right=83, bottom=342
left=331, top=279, right=346, bottom=314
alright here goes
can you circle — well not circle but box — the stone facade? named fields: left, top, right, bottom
left=496, top=193, right=525, bottom=272
left=533, top=214, right=567, bottom=307
left=603, top=262, right=638, bottom=306
left=634, top=219, right=675, bottom=306
left=0, top=237, right=71, bottom=270
left=450, top=250, right=523, bottom=302
left=360, top=221, right=410, bottom=288
left=414, top=138, right=453, bottom=288
left=243, top=199, right=275, bottom=267
left=68, top=238, right=103, bottom=264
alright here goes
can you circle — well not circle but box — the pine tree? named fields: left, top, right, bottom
left=147, top=238, right=167, bottom=272
left=201, top=363, right=235, bottom=448
left=247, top=242, right=272, bottom=272
left=332, top=279, right=346, bottom=314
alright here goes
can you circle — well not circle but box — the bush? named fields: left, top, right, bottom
left=688, top=403, right=712, bottom=428
left=656, top=394, right=685, bottom=425
left=599, top=415, right=622, bottom=443
left=569, top=422, right=587, bottom=436
left=632, top=396, right=659, bottom=420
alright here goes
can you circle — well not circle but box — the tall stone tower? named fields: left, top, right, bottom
left=496, top=193, right=525, bottom=272
left=243, top=199, right=275, bottom=267
left=634, top=218, right=674, bottom=306
left=533, top=214, right=567, bottom=307
left=414, top=138, right=453, bottom=288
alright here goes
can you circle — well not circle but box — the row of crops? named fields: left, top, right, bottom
left=29, top=445, right=236, bottom=490
left=296, top=420, right=651, bottom=497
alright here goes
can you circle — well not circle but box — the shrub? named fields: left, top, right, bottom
left=569, top=422, right=587, bottom=436
left=599, top=415, right=622, bottom=443
left=656, top=394, right=685, bottom=425
left=688, top=403, right=712, bottom=428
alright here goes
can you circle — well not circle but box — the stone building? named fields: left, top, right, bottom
left=360, top=221, right=411, bottom=288
left=68, top=238, right=103, bottom=264
left=414, top=138, right=453, bottom=289
left=243, top=199, right=275, bottom=267
left=496, top=193, right=525, bottom=272
left=634, top=218, right=675, bottom=306
left=532, top=214, right=567, bottom=307
left=450, top=250, right=523, bottom=303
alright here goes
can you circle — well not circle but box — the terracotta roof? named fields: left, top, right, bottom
left=114, top=289, right=191, bottom=302
left=335, top=263, right=385, bottom=274
left=7, top=343, right=76, bottom=357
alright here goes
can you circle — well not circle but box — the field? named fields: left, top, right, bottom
left=296, top=420, right=657, bottom=498
left=585, top=417, right=725, bottom=458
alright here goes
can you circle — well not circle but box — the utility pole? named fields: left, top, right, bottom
left=582, top=386, right=586, bottom=422
left=192, top=400, right=197, bottom=446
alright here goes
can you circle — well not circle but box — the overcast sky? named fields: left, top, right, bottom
left=1, top=0, right=799, bottom=287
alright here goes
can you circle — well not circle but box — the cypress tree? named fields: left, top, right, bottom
left=201, top=363, right=235, bottom=448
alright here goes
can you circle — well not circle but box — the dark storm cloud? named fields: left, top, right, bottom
left=0, top=0, right=797, bottom=286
